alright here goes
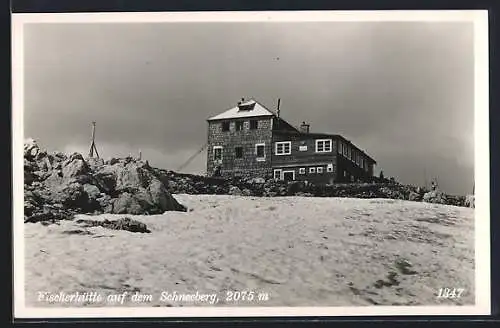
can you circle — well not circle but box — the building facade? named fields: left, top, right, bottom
left=206, top=98, right=376, bottom=183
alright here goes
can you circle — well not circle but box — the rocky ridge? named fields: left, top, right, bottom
left=23, top=139, right=474, bottom=224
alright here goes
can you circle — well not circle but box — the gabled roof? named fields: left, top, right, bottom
left=207, top=99, right=276, bottom=121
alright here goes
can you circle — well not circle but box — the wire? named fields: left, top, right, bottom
left=176, top=143, right=208, bottom=172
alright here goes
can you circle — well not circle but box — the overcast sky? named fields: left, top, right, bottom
left=23, top=21, right=474, bottom=195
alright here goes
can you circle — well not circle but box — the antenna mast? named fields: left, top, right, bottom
left=277, top=98, right=281, bottom=118
left=88, top=121, right=100, bottom=158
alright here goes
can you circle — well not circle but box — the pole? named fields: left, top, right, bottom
left=91, top=121, right=96, bottom=143
left=89, top=121, right=100, bottom=159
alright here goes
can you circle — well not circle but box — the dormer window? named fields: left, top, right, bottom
left=237, top=99, right=256, bottom=111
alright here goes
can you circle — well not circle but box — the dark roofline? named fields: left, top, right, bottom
left=273, top=130, right=377, bottom=164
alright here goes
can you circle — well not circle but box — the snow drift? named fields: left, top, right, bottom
left=25, top=195, right=475, bottom=307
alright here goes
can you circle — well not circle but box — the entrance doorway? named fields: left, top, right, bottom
left=282, top=170, right=295, bottom=182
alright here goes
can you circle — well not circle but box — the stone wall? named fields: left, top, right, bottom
left=206, top=117, right=273, bottom=179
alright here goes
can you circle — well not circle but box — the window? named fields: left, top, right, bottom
left=213, top=146, right=223, bottom=161
left=351, top=150, right=355, bottom=162
left=275, top=141, right=291, bottom=155
left=356, top=153, right=360, bottom=165
left=299, top=145, right=308, bottom=151
left=317, top=167, right=324, bottom=174
left=222, top=122, right=230, bottom=132
left=250, top=120, right=259, bottom=130
left=315, top=139, right=332, bottom=153
left=235, top=121, right=243, bottom=131
left=343, top=144, right=348, bottom=156
left=309, top=167, right=316, bottom=174
left=299, top=167, right=306, bottom=174
left=343, top=170, right=347, bottom=177
left=327, top=163, right=334, bottom=172
left=274, top=169, right=282, bottom=180
left=255, top=143, right=265, bottom=161
left=235, top=146, right=243, bottom=159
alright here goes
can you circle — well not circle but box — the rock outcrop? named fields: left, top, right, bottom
left=465, top=194, right=475, bottom=208
left=23, top=140, right=186, bottom=223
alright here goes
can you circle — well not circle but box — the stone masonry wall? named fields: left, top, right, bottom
left=206, top=117, right=273, bottom=179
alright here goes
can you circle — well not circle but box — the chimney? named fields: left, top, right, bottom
left=299, top=121, right=310, bottom=133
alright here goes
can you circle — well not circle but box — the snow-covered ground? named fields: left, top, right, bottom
left=25, top=195, right=475, bottom=307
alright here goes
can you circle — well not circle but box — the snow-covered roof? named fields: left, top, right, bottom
left=207, top=99, right=276, bottom=121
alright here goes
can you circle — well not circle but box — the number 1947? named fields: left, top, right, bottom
left=437, top=288, right=465, bottom=299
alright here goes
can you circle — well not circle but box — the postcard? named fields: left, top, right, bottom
left=12, top=10, right=490, bottom=318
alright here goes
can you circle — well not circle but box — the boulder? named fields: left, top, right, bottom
left=423, top=189, right=447, bottom=204
left=465, top=194, right=475, bottom=208
left=43, top=169, right=64, bottom=187
left=112, top=192, right=144, bottom=215
left=96, top=194, right=113, bottom=213
left=83, top=184, right=101, bottom=200
left=76, top=217, right=151, bottom=233
left=49, top=182, right=92, bottom=210
left=408, top=191, right=421, bottom=202
left=241, top=188, right=253, bottom=196
left=24, top=170, right=35, bottom=185
left=114, top=162, right=150, bottom=191
left=148, top=179, right=186, bottom=212
left=93, top=167, right=117, bottom=193
left=24, top=138, right=40, bottom=160
left=229, top=185, right=242, bottom=196
left=109, top=217, right=151, bottom=233
left=25, top=210, right=73, bottom=223
left=61, top=154, right=91, bottom=184
left=247, top=177, right=266, bottom=184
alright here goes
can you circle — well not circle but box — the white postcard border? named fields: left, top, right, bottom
left=12, top=9, right=491, bottom=318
